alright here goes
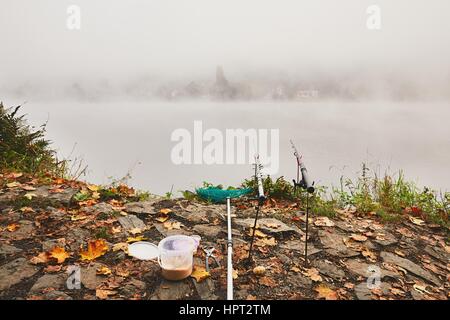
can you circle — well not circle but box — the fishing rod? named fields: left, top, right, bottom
left=226, top=197, right=233, bottom=300
left=290, top=140, right=315, bottom=266
left=247, top=154, right=266, bottom=263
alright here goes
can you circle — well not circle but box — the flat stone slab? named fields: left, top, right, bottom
left=319, top=230, right=359, bottom=258
left=2, top=220, right=35, bottom=241
left=354, top=282, right=390, bottom=300
left=0, top=243, right=22, bottom=256
left=312, top=260, right=346, bottom=280
left=423, top=246, right=449, bottom=263
left=118, top=215, right=146, bottom=232
left=33, top=186, right=78, bottom=206
left=30, top=274, right=66, bottom=293
left=124, top=201, right=158, bottom=215
left=380, top=251, right=440, bottom=286
left=192, top=224, right=223, bottom=238
left=345, top=259, right=398, bottom=279
left=373, top=231, right=398, bottom=247
left=80, top=263, right=106, bottom=290
left=279, top=239, right=322, bottom=256
left=0, top=258, right=39, bottom=291
left=154, top=223, right=192, bottom=237
left=234, top=218, right=302, bottom=236
left=150, top=279, right=192, bottom=300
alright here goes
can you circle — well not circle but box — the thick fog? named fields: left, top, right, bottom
left=1, top=0, right=450, bottom=100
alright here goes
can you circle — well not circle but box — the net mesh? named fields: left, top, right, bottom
left=196, top=187, right=252, bottom=203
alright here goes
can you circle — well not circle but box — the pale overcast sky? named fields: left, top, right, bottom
left=1, top=0, right=449, bottom=81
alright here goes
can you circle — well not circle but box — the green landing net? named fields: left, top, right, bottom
left=196, top=187, right=253, bottom=203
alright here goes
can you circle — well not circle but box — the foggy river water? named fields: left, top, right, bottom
left=12, top=100, right=450, bottom=195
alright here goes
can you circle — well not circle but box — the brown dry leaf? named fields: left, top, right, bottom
left=22, top=185, right=36, bottom=191
left=97, top=266, right=112, bottom=276
left=112, top=242, right=128, bottom=253
left=96, top=289, right=117, bottom=300
left=232, top=269, right=239, bottom=280
left=115, top=268, right=130, bottom=278
left=350, top=234, right=368, bottom=242
left=396, top=227, right=414, bottom=238
left=126, top=236, right=147, bottom=243
left=362, top=249, right=377, bottom=261
left=247, top=228, right=268, bottom=238
left=314, top=217, right=335, bottom=227
left=263, top=222, right=281, bottom=229
left=246, top=295, right=257, bottom=300
left=30, top=252, right=51, bottom=264
left=20, top=207, right=34, bottom=213
left=111, top=226, right=122, bottom=234
left=395, top=250, right=406, bottom=257
left=6, top=181, right=21, bottom=188
left=128, top=227, right=144, bottom=235
left=253, top=266, right=266, bottom=276
left=306, top=268, right=322, bottom=282
left=315, top=284, right=339, bottom=300
left=413, top=284, right=431, bottom=294
left=259, top=276, right=276, bottom=287
left=80, top=239, right=108, bottom=261
left=344, top=282, right=355, bottom=290
left=290, top=266, right=301, bottom=273
left=160, top=208, right=172, bottom=215
left=49, top=246, right=70, bottom=264
left=6, top=223, right=19, bottom=232
left=163, top=221, right=182, bottom=230
left=44, top=265, right=62, bottom=273
left=190, top=266, right=210, bottom=282
left=255, top=237, right=277, bottom=247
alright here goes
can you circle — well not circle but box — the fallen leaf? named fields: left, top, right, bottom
left=362, top=249, right=377, bottom=261
left=128, top=227, right=144, bottom=235
left=395, top=250, right=406, bottom=257
left=87, top=184, right=100, bottom=192
left=247, top=228, right=268, bottom=238
left=315, top=284, right=338, bottom=300
left=344, top=282, right=355, bottom=290
left=44, top=265, right=62, bottom=273
left=290, top=266, right=301, bottom=273
left=163, top=221, right=182, bottom=230
left=6, top=223, right=19, bottom=232
left=24, top=193, right=37, bottom=200
left=232, top=269, right=239, bottom=279
left=115, top=268, right=130, bottom=278
left=30, top=252, right=51, bottom=264
left=6, top=182, right=21, bottom=188
left=20, top=207, right=34, bottom=213
left=111, top=226, right=122, bottom=234
left=255, top=237, right=277, bottom=247
left=96, top=289, right=117, bottom=300
left=263, top=222, right=281, bottom=229
left=409, top=217, right=425, bottom=226
left=190, top=266, right=210, bottom=282
left=253, top=266, right=266, bottom=276
left=80, top=239, right=108, bottom=261
left=49, top=246, right=70, bottom=264
left=155, top=215, right=170, bottom=223
left=21, top=185, right=36, bottom=191
left=97, top=266, right=112, bottom=276
left=259, top=276, right=276, bottom=287
left=305, top=268, right=322, bottom=282
left=160, top=208, right=172, bottom=215
left=126, top=236, right=147, bottom=243
left=112, top=242, right=129, bottom=252
left=350, top=234, right=368, bottom=242
left=71, top=215, right=88, bottom=221
left=314, top=217, right=335, bottom=227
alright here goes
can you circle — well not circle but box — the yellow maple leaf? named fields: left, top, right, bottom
left=49, top=246, right=70, bottom=264
left=96, top=289, right=117, bottom=300
left=6, top=223, right=19, bottom=232
left=247, top=228, right=267, bottom=238
left=190, top=266, right=210, bottom=282
left=160, top=208, right=172, bottom=215
left=315, top=284, right=338, bottom=300
left=112, top=242, right=129, bottom=252
left=126, top=236, right=147, bottom=243
left=155, top=215, right=170, bottom=223
left=96, top=266, right=112, bottom=276
left=87, top=184, right=100, bottom=192
left=80, top=239, right=108, bottom=261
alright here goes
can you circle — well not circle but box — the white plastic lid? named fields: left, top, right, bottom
left=128, top=241, right=159, bottom=260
